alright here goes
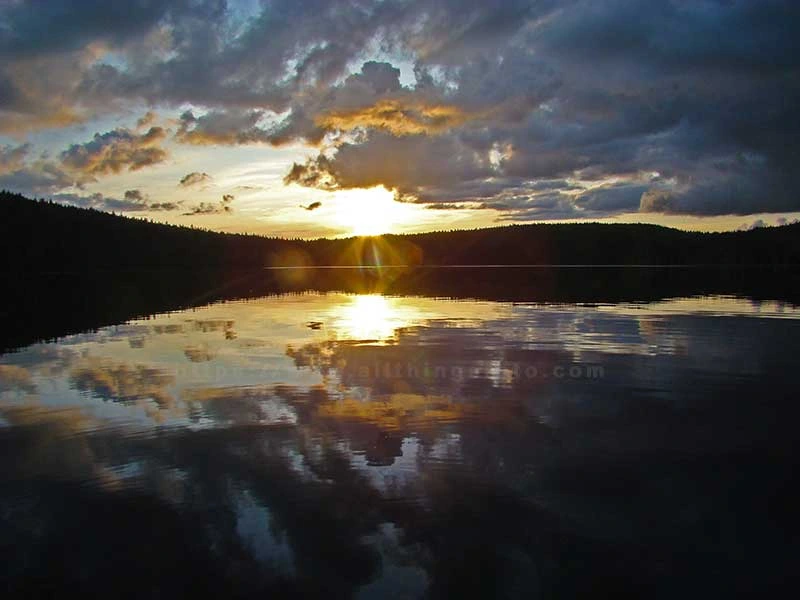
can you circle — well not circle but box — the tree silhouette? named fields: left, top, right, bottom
left=2, top=190, right=799, bottom=272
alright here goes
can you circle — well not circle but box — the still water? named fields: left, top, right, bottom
left=1, top=288, right=798, bottom=598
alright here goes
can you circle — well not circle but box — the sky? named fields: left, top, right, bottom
left=1, top=0, right=799, bottom=238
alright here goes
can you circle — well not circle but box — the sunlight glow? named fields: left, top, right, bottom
left=332, top=186, right=420, bottom=236
left=333, top=294, right=420, bottom=341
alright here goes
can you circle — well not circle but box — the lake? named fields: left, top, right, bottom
left=1, top=268, right=798, bottom=598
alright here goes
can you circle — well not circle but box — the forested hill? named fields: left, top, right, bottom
left=2, top=190, right=800, bottom=270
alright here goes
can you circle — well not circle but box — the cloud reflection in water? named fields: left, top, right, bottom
left=1, top=293, right=799, bottom=598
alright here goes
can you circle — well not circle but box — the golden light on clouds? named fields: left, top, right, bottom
left=316, top=99, right=468, bottom=136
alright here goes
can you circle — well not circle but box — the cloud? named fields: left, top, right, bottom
left=179, top=171, right=212, bottom=187
left=183, top=194, right=234, bottom=215
left=316, top=99, right=468, bottom=136
left=2, top=124, right=170, bottom=198
left=70, top=359, right=175, bottom=409
left=124, top=189, right=145, bottom=203
left=60, top=126, right=168, bottom=178
left=52, top=191, right=180, bottom=212
left=0, top=1, right=174, bottom=60
left=575, top=184, right=648, bottom=213
left=424, top=202, right=473, bottom=211
left=2, top=0, right=800, bottom=218
left=0, top=150, right=75, bottom=195
left=136, top=110, right=157, bottom=129
left=0, top=143, right=30, bottom=174
left=175, top=109, right=275, bottom=145
left=277, top=2, right=800, bottom=218
left=285, top=132, right=493, bottom=196
left=638, top=158, right=797, bottom=216
left=0, top=50, right=89, bottom=134
left=284, top=156, right=339, bottom=191
left=149, top=202, right=180, bottom=211
left=738, top=219, right=767, bottom=232
left=122, top=188, right=181, bottom=211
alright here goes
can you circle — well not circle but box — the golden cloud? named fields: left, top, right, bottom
left=316, top=99, right=469, bottom=136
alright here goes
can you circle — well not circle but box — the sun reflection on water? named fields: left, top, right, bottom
left=331, top=294, right=421, bottom=342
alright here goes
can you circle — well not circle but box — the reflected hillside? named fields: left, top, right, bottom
left=2, top=265, right=800, bottom=352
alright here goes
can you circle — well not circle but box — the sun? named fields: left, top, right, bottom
left=332, top=186, right=419, bottom=236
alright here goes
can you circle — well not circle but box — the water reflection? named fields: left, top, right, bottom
left=1, top=293, right=799, bottom=598
left=333, top=294, right=425, bottom=342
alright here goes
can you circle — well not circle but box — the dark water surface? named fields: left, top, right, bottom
left=1, top=268, right=798, bottom=598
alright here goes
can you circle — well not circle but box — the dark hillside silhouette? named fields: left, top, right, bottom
left=0, top=191, right=298, bottom=270
left=2, top=190, right=800, bottom=270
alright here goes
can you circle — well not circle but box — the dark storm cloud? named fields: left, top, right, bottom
left=3, top=0, right=800, bottom=217
left=285, top=0, right=800, bottom=217
left=0, top=1, right=176, bottom=60
left=575, top=184, right=649, bottom=213
left=535, top=0, right=800, bottom=73
left=487, top=183, right=651, bottom=222
left=0, top=1, right=209, bottom=133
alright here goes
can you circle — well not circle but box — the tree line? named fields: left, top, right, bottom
left=2, top=190, right=799, bottom=270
